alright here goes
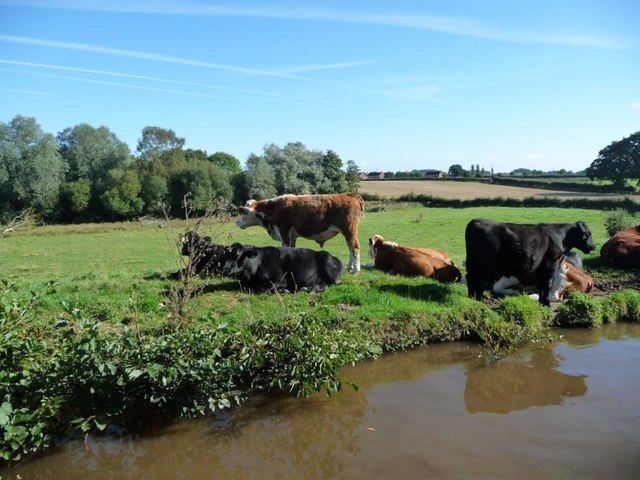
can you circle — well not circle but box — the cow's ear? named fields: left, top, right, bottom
left=577, top=221, right=590, bottom=235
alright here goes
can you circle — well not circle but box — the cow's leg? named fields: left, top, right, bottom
left=344, top=232, right=360, bottom=273
left=281, top=231, right=296, bottom=248
left=537, top=271, right=552, bottom=306
left=465, top=264, right=482, bottom=300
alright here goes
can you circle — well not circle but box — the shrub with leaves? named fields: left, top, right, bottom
left=604, top=208, right=635, bottom=237
left=232, top=313, right=365, bottom=397
left=554, top=292, right=603, bottom=328
left=602, top=290, right=640, bottom=323
left=1, top=283, right=244, bottom=463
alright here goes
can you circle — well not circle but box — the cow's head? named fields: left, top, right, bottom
left=219, top=243, right=259, bottom=276
left=178, top=231, right=212, bottom=256
left=367, top=235, right=385, bottom=258
left=236, top=200, right=262, bottom=229
left=569, top=221, right=596, bottom=254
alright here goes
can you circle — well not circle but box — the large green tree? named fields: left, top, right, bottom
left=98, top=169, right=144, bottom=218
left=135, top=126, right=186, bottom=213
left=57, top=123, right=131, bottom=182
left=209, top=151, right=242, bottom=177
left=587, top=131, right=640, bottom=188
left=448, top=164, right=465, bottom=177
left=243, top=154, right=277, bottom=200
left=318, top=150, right=347, bottom=193
left=169, top=160, right=233, bottom=214
left=345, top=160, right=361, bottom=192
left=0, top=115, right=66, bottom=221
left=136, top=126, right=186, bottom=176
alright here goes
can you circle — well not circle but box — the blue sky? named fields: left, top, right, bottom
left=0, top=0, right=638, bottom=174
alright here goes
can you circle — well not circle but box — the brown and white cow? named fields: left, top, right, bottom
left=493, top=260, right=594, bottom=302
left=600, top=225, right=640, bottom=268
left=367, top=234, right=461, bottom=282
left=236, top=193, right=365, bottom=273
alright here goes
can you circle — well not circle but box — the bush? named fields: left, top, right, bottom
left=497, top=295, right=552, bottom=330
left=601, top=292, right=627, bottom=324
left=554, top=292, right=603, bottom=327
left=604, top=208, right=635, bottom=237
left=231, top=314, right=366, bottom=397
left=0, top=283, right=243, bottom=462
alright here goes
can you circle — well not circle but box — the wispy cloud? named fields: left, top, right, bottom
left=0, top=0, right=629, bottom=48
left=0, top=67, right=251, bottom=102
left=0, top=35, right=311, bottom=79
left=0, top=86, right=52, bottom=95
left=0, top=35, right=373, bottom=80
left=633, top=102, right=640, bottom=110
left=0, top=59, right=288, bottom=98
left=276, top=60, right=376, bottom=74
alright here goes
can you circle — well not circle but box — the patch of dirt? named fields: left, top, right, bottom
left=591, top=272, right=640, bottom=297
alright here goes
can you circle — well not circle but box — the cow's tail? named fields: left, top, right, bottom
left=349, top=192, right=366, bottom=219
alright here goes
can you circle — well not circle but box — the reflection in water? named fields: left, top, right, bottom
left=3, top=324, right=640, bottom=480
left=464, top=347, right=587, bottom=414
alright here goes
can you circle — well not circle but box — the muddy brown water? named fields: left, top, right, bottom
left=4, top=324, right=640, bottom=480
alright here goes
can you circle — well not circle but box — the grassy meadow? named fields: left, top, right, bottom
left=0, top=206, right=612, bottom=328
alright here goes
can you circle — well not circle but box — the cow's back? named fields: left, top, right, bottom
left=600, top=226, right=640, bottom=268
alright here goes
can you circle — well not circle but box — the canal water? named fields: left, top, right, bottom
left=4, top=324, right=640, bottom=479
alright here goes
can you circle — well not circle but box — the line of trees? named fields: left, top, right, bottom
left=0, top=115, right=361, bottom=224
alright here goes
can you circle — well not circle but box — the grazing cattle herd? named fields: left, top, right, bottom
left=179, top=193, right=638, bottom=304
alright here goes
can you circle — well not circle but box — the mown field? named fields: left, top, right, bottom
left=359, top=179, right=636, bottom=201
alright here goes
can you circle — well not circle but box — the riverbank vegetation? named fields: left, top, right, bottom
left=2, top=205, right=640, bottom=463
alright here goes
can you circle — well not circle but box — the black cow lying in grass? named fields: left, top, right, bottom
left=178, top=232, right=343, bottom=293
left=218, top=243, right=343, bottom=293
left=178, top=231, right=225, bottom=277
left=465, top=219, right=596, bottom=306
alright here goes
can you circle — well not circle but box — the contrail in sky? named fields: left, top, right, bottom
left=0, top=0, right=628, bottom=48
left=0, top=59, right=289, bottom=97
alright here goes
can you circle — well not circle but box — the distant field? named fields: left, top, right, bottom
left=359, top=180, right=631, bottom=200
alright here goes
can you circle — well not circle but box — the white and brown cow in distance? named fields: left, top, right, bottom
left=236, top=193, right=365, bottom=273
left=367, top=234, right=462, bottom=283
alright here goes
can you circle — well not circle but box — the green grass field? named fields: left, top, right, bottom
left=0, top=206, right=612, bottom=327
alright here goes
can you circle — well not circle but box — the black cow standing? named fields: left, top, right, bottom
left=465, top=219, right=596, bottom=305
left=218, top=243, right=343, bottom=293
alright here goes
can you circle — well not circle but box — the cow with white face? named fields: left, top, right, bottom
left=236, top=193, right=365, bottom=273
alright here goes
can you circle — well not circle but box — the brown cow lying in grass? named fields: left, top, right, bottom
left=600, top=225, right=640, bottom=268
left=367, top=234, right=461, bottom=282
